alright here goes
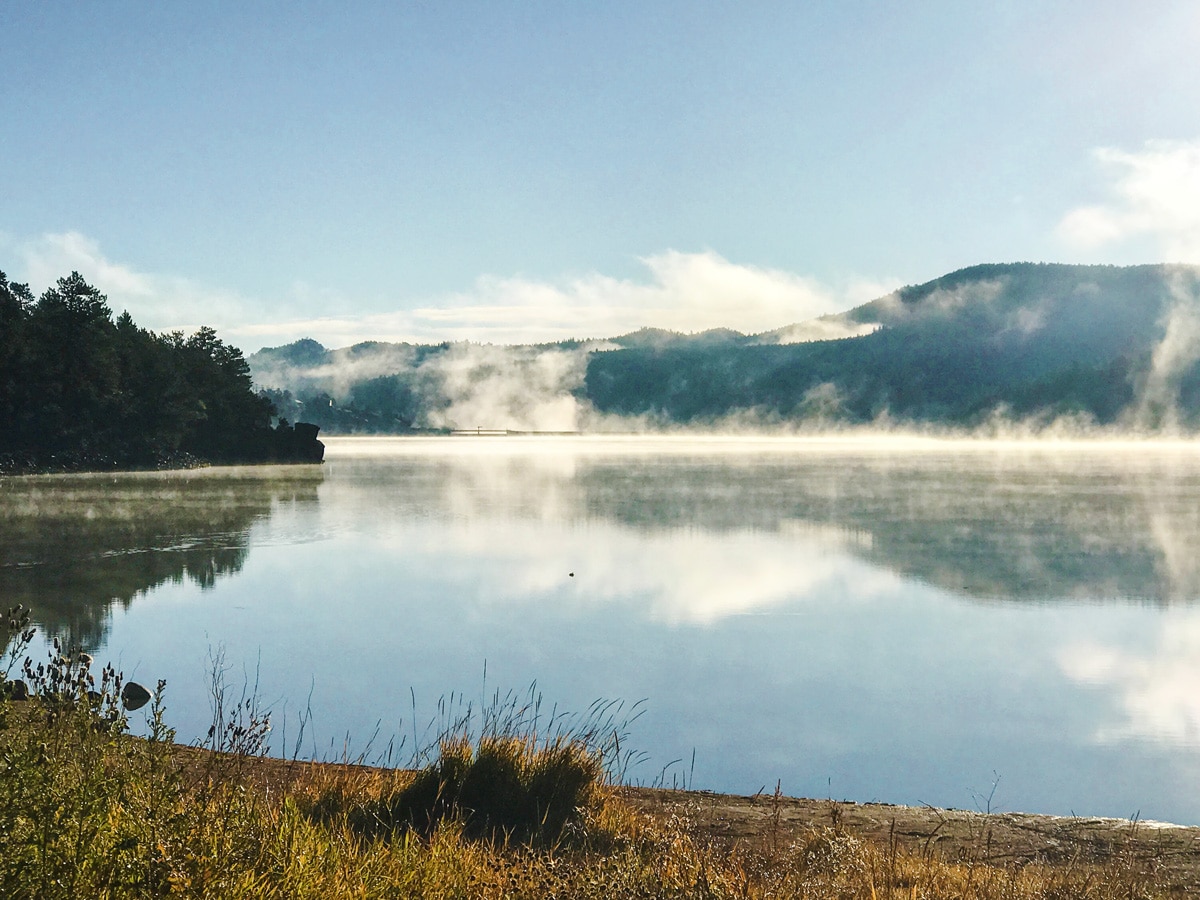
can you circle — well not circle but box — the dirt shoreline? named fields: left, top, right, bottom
left=623, top=786, right=1200, bottom=894
left=215, top=750, right=1200, bottom=893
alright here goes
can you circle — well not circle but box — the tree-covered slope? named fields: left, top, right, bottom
left=0, top=270, right=322, bottom=471
left=587, top=263, right=1200, bottom=427
left=249, top=262, right=1200, bottom=433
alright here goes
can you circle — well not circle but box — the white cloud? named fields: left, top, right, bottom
left=765, top=317, right=879, bottom=345
left=13, top=232, right=890, bottom=349
left=293, top=250, right=860, bottom=346
left=16, top=231, right=259, bottom=334
left=20, top=232, right=155, bottom=299
left=1058, top=140, right=1200, bottom=263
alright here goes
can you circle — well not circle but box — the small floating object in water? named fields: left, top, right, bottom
left=121, top=681, right=152, bottom=711
left=569, top=572, right=574, bottom=577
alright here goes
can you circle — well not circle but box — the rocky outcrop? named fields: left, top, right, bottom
left=270, top=421, right=325, bottom=463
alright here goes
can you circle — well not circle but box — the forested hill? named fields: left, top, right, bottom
left=0, top=271, right=322, bottom=472
left=251, top=262, right=1200, bottom=433
left=589, top=262, right=1200, bottom=427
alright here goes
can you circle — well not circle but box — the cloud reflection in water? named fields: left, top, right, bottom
left=33, top=436, right=1200, bottom=824
left=1060, top=610, right=1200, bottom=745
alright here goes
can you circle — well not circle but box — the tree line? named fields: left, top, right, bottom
left=0, top=270, right=321, bottom=472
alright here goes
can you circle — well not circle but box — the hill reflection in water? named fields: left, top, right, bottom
left=325, top=437, right=1200, bottom=611
left=0, top=466, right=324, bottom=650
left=12, top=437, right=1200, bottom=824
left=287, top=438, right=1200, bottom=825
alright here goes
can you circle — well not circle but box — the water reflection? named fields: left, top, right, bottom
left=11, top=438, right=1200, bottom=822
left=0, top=466, right=323, bottom=649
left=1060, top=609, right=1200, bottom=745
left=325, top=438, right=1200, bottom=611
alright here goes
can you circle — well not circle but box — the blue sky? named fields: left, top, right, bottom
left=3, top=1, right=1200, bottom=350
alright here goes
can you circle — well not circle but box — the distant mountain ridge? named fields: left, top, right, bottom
left=250, top=262, right=1200, bottom=433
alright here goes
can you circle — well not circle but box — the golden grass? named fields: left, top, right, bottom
left=0, top=609, right=1181, bottom=898
left=1, top=703, right=1175, bottom=898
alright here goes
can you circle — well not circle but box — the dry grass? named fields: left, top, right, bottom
left=0, top=607, right=1187, bottom=898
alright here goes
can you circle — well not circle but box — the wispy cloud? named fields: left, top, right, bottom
left=11, top=232, right=892, bottom=350
left=19, top=232, right=155, bottom=299
left=1058, top=139, right=1200, bottom=263
left=15, top=231, right=258, bottom=334
left=245, top=251, right=870, bottom=347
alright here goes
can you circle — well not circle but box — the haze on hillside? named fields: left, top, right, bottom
left=250, top=262, right=1200, bottom=436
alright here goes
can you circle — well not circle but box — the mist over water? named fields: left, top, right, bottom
left=250, top=264, right=1200, bottom=436
left=0, top=467, right=324, bottom=649
left=253, top=340, right=602, bottom=433
left=1133, top=272, right=1200, bottom=431
left=9, top=436, right=1200, bottom=824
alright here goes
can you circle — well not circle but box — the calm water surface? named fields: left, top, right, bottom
left=4, top=436, right=1200, bottom=823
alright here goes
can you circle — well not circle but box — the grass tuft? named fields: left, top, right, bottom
left=305, top=732, right=606, bottom=846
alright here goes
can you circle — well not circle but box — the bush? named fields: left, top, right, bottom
left=325, top=733, right=604, bottom=845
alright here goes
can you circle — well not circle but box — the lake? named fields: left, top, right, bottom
left=3, top=435, right=1200, bottom=824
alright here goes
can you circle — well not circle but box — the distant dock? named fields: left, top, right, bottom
left=450, top=428, right=581, bottom=437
